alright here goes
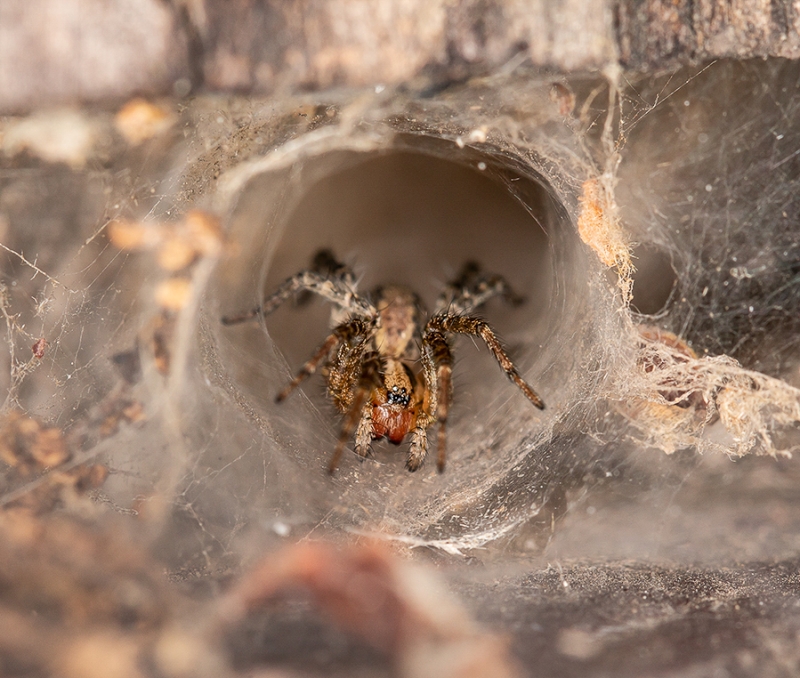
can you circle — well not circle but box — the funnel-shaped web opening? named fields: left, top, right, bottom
left=199, top=132, right=612, bottom=555
left=630, top=245, right=677, bottom=316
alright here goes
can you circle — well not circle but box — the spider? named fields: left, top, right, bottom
left=222, top=250, right=544, bottom=474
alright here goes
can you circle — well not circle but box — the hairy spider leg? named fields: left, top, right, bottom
left=354, top=406, right=373, bottom=458
left=426, top=314, right=545, bottom=410
left=328, top=358, right=382, bottom=475
left=295, top=249, right=353, bottom=307
left=221, top=270, right=375, bottom=325
left=406, top=379, right=433, bottom=471
left=444, top=277, right=520, bottom=315
left=420, top=327, right=454, bottom=472
left=436, top=261, right=525, bottom=316
left=276, top=317, right=373, bottom=403
left=406, top=426, right=429, bottom=472
left=326, top=339, right=370, bottom=413
left=406, top=362, right=437, bottom=471
left=327, top=386, right=369, bottom=475
left=219, top=306, right=261, bottom=325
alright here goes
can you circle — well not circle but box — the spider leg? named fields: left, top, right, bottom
left=426, top=314, right=545, bottom=410
left=222, top=257, right=374, bottom=325
left=354, top=408, right=373, bottom=458
left=328, top=387, right=370, bottom=475
left=435, top=261, right=525, bottom=316
left=295, top=249, right=353, bottom=307
left=325, top=329, right=377, bottom=414
left=406, top=368, right=434, bottom=471
left=407, top=426, right=429, bottom=472
left=420, top=329, right=453, bottom=473
left=328, top=358, right=381, bottom=474
left=275, top=333, right=338, bottom=403
left=276, top=317, right=373, bottom=403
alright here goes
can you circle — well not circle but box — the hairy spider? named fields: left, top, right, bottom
left=222, top=250, right=544, bottom=474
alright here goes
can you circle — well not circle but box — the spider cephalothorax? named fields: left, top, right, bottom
left=222, top=250, right=545, bottom=473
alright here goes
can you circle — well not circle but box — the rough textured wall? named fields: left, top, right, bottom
left=3, top=0, right=800, bottom=111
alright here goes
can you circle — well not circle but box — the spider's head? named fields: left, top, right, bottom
left=369, top=358, right=418, bottom=444
left=372, top=382, right=416, bottom=445
left=381, top=358, right=415, bottom=409
left=386, top=384, right=411, bottom=407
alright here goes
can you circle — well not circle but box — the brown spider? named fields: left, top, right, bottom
left=222, top=250, right=544, bottom=474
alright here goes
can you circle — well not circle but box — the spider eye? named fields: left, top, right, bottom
left=387, top=386, right=410, bottom=406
